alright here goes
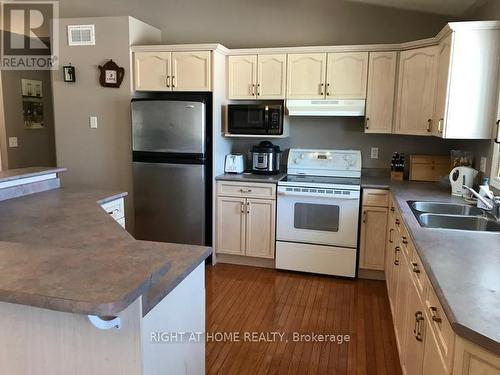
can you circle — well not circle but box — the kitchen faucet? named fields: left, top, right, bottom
left=462, top=185, right=500, bottom=220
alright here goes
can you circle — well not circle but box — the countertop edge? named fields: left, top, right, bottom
left=0, top=167, right=67, bottom=183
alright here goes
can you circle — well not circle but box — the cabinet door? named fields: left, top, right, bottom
left=433, top=35, right=452, bottom=137
left=394, top=245, right=410, bottom=353
left=326, top=52, right=368, bottom=99
left=245, top=198, right=276, bottom=259
left=359, top=206, right=388, bottom=270
left=287, top=53, right=327, bottom=99
left=365, top=52, right=397, bottom=133
left=257, top=54, right=286, bottom=99
left=385, top=203, right=398, bottom=311
left=134, top=52, right=171, bottom=91
left=171, top=51, right=211, bottom=91
left=228, top=55, right=257, bottom=99
left=395, top=46, right=438, bottom=136
left=422, top=321, right=449, bottom=375
left=216, top=196, right=246, bottom=255
left=403, top=278, right=426, bottom=375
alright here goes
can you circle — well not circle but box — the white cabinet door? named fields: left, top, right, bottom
left=326, top=52, right=368, bottom=99
left=433, top=35, right=452, bottom=137
left=287, top=53, right=327, bottom=99
left=257, top=54, right=287, bottom=99
left=245, top=198, right=275, bottom=259
left=134, top=52, right=171, bottom=91
left=228, top=55, right=257, bottom=99
left=216, top=197, right=246, bottom=255
left=394, top=46, right=438, bottom=136
left=365, top=51, right=397, bottom=133
left=171, top=51, right=211, bottom=91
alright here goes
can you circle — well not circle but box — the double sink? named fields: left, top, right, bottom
left=408, top=201, right=500, bottom=232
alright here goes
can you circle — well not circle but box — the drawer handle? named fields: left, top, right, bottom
left=107, top=209, right=120, bottom=216
left=411, top=262, right=421, bottom=274
left=414, top=311, right=424, bottom=342
left=394, top=246, right=400, bottom=266
left=362, top=211, right=367, bottom=223
left=395, top=219, right=400, bottom=226
left=495, top=120, right=500, bottom=144
left=239, top=188, right=253, bottom=193
left=389, top=228, right=394, bottom=243
left=430, top=307, right=442, bottom=323
left=402, top=236, right=408, bottom=245
left=426, top=119, right=432, bottom=132
left=390, top=206, right=395, bottom=212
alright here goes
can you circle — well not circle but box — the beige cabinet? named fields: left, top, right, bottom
left=423, top=323, right=449, bottom=375
left=228, top=54, right=286, bottom=99
left=134, top=51, right=211, bottom=92
left=216, top=196, right=246, bottom=255
left=134, top=52, right=171, bottom=91
left=432, top=35, right=452, bottom=137
left=287, top=53, right=327, bottom=99
left=394, top=46, right=438, bottom=136
left=365, top=51, right=398, bottom=133
left=454, top=336, right=500, bottom=375
left=385, top=199, right=399, bottom=313
left=393, top=241, right=410, bottom=352
left=216, top=182, right=276, bottom=259
left=359, top=205, right=388, bottom=271
left=245, top=198, right=276, bottom=258
left=326, top=52, right=368, bottom=99
left=228, top=55, right=257, bottom=99
left=171, top=51, right=211, bottom=91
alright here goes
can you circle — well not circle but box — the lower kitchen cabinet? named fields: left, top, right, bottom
left=359, top=205, right=388, bottom=270
left=423, top=320, right=449, bottom=375
left=216, top=181, right=276, bottom=259
left=100, top=197, right=126, bottom=229
left=453, top=336, right=500, bottom=375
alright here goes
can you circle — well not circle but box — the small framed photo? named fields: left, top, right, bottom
left=63, top=65, right=76, bottom=82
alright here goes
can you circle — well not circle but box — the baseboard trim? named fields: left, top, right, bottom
left=358, top=268, right=385, bottom=280
left=214, top=253, right=275, bottom=269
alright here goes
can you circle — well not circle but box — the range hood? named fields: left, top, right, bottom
left=286, top=99, right=365, bottom=117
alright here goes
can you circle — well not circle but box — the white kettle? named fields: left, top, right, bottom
left=449, top=166, right=478, bottom=196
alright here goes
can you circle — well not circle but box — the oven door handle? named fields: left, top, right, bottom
left=277, top=191, right=360, bottom=199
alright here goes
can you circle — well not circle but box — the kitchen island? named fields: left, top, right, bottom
left=0, top=168, right=211, bottom=375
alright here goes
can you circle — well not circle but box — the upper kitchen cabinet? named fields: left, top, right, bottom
left=228, top=54, right=286, bottom=99
left=432, top=28, right=500, bottom=139
left=326, top=52, right=368, bottom=99
left=134, top=52, right=171, bottom=91
left=394, top=46, right=438, bottom=136
left=171, top=51, right=211, bottom=91
left=133, top=50, right=211, bottom=92
left=365, top=51, right=398, bottom=133
left=287, top=53, right=327, bottom=99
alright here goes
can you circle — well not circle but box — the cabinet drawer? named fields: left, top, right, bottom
left=362, top=189, right=389, bottom=207
left=217, top=181, right=276, bottom=199
left=425, top=285, right=455, bottom=371
left=101, top=198, right=125, bottom=221
left=409, top=245, right=427, bottom=299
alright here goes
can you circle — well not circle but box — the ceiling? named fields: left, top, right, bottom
left=344, top=0, right=484, bottom=17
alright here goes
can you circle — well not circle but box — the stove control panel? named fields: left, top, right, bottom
left=287, top=149, right=362, bottom=177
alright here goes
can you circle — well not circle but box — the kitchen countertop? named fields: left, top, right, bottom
left=216, top=172, right=286, bottom=184
left=0, top=187, right=211, bottom=317
left=360, top=175, right=391, bottom=189
left=0, top=166, right=67, bottom=183
left=387, top=181, right=500, bottom=354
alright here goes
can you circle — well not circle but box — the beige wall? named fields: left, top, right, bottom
left=57, top=0, right=453, bottom=47
left=52, top=16, right=160, bottom=231
left=465, top=0, right=500, bottom=20
left=0, top=70, right=56, bottom=169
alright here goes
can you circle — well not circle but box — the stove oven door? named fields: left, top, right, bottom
left=276, top=186, right=360, bottom=248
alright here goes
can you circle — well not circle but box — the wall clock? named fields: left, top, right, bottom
left=98, top=59, right=125, bottom=88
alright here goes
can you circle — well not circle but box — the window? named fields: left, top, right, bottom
left=490, top=142, right=500, bottom=190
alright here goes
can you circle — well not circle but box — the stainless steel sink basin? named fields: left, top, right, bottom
left=418, top=214, right=500, bottom=232
left=411, top=201, right=483, bottom=216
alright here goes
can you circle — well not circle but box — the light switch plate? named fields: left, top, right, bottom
left=370, top=147, right=379, bottom=159
left=8, top=137, right=18, bottom=148
left=89, top=116, right=97, bottom=129
left=480, top=156, right=487, bottom=173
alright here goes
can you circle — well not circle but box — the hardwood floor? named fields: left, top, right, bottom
left=206, top=264, right=402, bottom=375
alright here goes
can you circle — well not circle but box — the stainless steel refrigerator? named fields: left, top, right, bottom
left=131, top=94, right=211, bottom=246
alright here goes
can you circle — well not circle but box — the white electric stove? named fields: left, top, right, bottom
left=276, top=149, right=362, bottom=278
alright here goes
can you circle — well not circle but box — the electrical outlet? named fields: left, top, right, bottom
left=89, top=116, right=98, bottom=129
left=370, top=147, right=379, bottom=159
left=480, top=156, right=487, bottom=173
left=8, top=137, right=18, bottom=148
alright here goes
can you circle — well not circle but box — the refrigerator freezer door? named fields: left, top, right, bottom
left=132, top=100, right=206, bottom=154
left=133, top=161, right=206, bottom=245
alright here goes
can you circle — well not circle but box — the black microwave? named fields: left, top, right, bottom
left=227, top=104, right=284, bottom=135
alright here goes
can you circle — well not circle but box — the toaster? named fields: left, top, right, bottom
left=224, top=153, right=245, bottom=173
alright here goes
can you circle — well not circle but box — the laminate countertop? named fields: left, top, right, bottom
left=0, top=166, right=67, bottom=183
left=0, top=188, right=211, bottom=317
left=385, top=181, right=500, bottom=355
